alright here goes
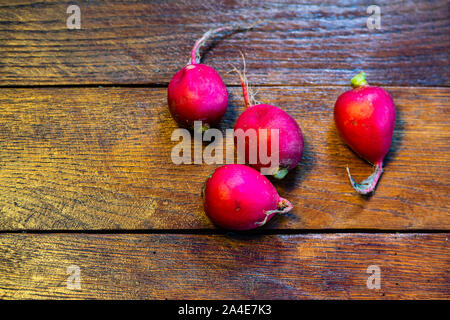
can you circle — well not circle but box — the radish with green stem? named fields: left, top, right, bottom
left=233, top=60, right=304, bottom=179
left=334, top=71, right=396, bottom=195
left=167, top=23, right=259, bottom=130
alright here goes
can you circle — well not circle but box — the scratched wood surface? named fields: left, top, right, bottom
left=1, top=0, right=449, bottom=86
left=0, top=233, right=448, bottom=299
left=0, top=86, right=448, bottom=230
left=1, top=0, right=449, bottom=301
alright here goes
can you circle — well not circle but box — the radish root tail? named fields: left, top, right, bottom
left=189, top=20, right=263, bottom=65
left=232, top=51, right=257, bottom=109
left=255, top=198, right=293, bottom=227
left=346, top=162, right=383, bottom=195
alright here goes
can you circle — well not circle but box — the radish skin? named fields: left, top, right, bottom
left=168, top=23, right=260, bottom=130
left=203, top=164, right=292, bottom=230
left=233, top=65, right=304, bottom=179
left=334, top=72, right=396, bottom=195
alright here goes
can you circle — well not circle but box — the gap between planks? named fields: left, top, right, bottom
left=0, top=84, right=449, bottom=89
left=0, top=229, right=448, bottom=235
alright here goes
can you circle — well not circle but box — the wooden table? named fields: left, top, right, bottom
left=0, top=0, right=448, bottom=299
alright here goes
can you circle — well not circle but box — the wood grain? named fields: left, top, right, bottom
left=1, top=0, right=448, bottom=302
left=0, top=233, right=448, bottom=299
left=1, top=0, right=448, bottom=86
left=0, top=86, right=448, bottom=230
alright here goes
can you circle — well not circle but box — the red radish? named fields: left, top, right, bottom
left=233, top=64, right=304, bottom=179
left=167, top=23, right=259, bottom=130
left=334, top=71, right=396, bottom=195
left=203, top=164, right=292, bottom=230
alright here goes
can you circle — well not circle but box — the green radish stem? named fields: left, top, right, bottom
left=351, top=71, right=368, bottom=88
left=272, top=167, right=289, bottom=180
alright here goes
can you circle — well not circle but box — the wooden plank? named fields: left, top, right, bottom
left=0, top=233, right=447, bottom=299
left=1, top=0, right=448, bottom=86
left=0, top=87, right=448, bottom=230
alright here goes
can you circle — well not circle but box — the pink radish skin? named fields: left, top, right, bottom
left=233, top=67, right=304, bottom=179
left=334, top=71, right=396, bottom=195
left=203, top=164, right=292, bottom=230
left=168, top=64, right=227, bottom=129
left=167, top=24, right=258, bottom=129
left=235, top=105, right=304, bottom=176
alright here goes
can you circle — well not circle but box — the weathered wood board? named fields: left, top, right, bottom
left=0, top=87, right=448, bottom=230
left=1, top=0, right=449, bottom=302
left=1, top=0, right=448, bottom=86
left=0, top=233, right=448, bottom=299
